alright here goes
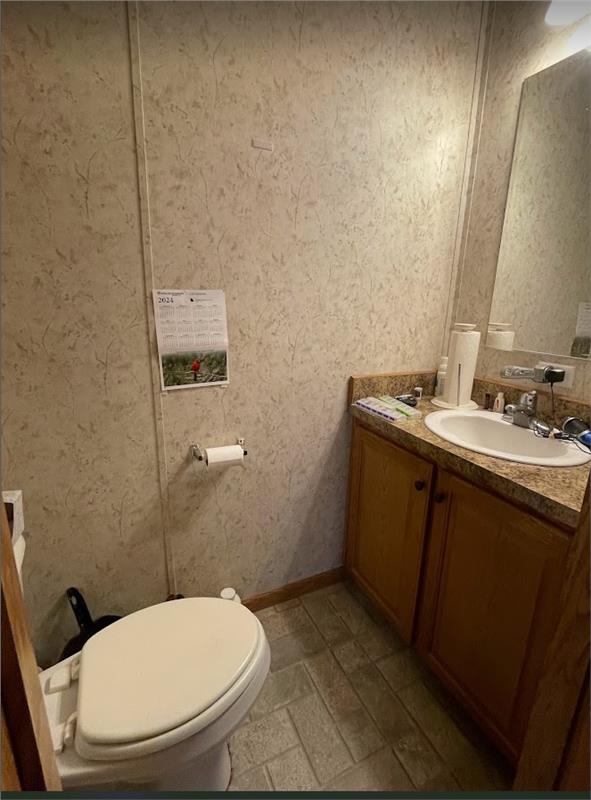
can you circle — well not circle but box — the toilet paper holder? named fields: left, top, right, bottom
left=190, top=438, right=248, bottom=462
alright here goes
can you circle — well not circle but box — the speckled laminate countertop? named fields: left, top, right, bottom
left=351, top=398, right=589, bottom=531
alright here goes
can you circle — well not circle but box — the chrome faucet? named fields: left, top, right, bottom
left=503, top=391, right=537, bottom=428
left=503, top=390, right=551, bottom=436
left=500, top=365, right=565, bottom=385
left=500, top=365, right=564, bottom=436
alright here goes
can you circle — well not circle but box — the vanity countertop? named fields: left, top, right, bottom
left=350, top=398, right=589, bottom=530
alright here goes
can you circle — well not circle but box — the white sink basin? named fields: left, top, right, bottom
left=425, top=410, right=591, bottom=467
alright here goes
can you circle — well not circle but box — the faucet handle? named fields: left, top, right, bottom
left=502, top=404, right=516, bottom=422
left=519, top=389, right=538, bottom=417
left=501, top=365, right=534, bottom=379
left=519, top=390, right=537, bottom=414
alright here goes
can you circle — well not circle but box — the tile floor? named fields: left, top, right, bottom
left=229, top=581, right=514, bottom=792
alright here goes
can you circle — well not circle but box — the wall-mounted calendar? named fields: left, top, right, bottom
left=153, top=289, right=229, bottom=390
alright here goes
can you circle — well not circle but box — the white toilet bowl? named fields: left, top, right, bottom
left=40, top=597, right=270, bottom=791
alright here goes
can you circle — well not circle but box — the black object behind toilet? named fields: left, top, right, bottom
left=60, top=587, right=121, bottom=660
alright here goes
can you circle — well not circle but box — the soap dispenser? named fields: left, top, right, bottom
left=492, top=392, right=505, bottom=414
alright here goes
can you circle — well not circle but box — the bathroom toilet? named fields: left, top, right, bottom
left=40, top=597, right=270, bottom=791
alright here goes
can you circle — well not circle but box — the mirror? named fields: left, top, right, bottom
left=489, top=49, right=591, bottom=359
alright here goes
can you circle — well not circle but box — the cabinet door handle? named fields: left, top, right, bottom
left=414, top=480, right=426, bottom=491
left=434, top=492, right=447, bottom=504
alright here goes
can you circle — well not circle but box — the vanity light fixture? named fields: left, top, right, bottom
left=545, top=1, right=591, bottom=26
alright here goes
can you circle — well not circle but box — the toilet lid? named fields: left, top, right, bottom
left=76, top=598, right=259, bottom=745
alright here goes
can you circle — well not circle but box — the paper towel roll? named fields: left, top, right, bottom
left=204, top=444, right=244, bottom=468
left=441, top=328, right=480, bottom=408
left=486, top=329, right=514, bottom=351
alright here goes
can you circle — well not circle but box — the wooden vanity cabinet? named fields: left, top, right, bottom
left=346, top=420, right=573, bottom=765
left=346, top=424, right=433, bottom=642
left=416, top=469, right=570, bottom=761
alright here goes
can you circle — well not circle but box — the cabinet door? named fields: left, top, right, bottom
left=346, top=423, right=433, bottom=642
left=418, top=469, right=569, bottom=761
left=558, top=678, right=590, bottom=792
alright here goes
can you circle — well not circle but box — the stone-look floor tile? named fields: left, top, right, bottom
left=336, top=706, right=385, bottom=762
left=329, top=589, right=376, bottom=636
left=258, top=605, right=311, bottom=642
left=377, top=648, right=423, bottom=693
left=332, top=638, right=370, bottom=673
left=418, top=770, right=462, bottom=791
left=393, top=728, right=447, bottom=787
left=270, top=620, right=326, bottom=671
left=267, top=746, right=319, bottom=790
left=316, top=612, right=351, bottom=644
left=250, top=662, right=314, bottom=721
left=255, top=606, right=276, bottom=622
left=345, top=660, right=442, bottom=785
left=288, top=692, right=353, bottom=784
left=347, top=661, right=444, bottom=783
left=274, top=597, right=301, bottom=612
left=304, top=650, right=361, bottom=719
left=229, top=708, right=299, bottom=774
left=356, top=622, right=406, bottom=661
left=247, top=585, right=509, bottom=792
left=397, top=679, right=469, bottom=761
left=301, top=593, right=350, bottom=644
left=397, top=681, right=511, bottom=790
left=304, top=649, right=385, bottom=761
left=349, top=663, right=417, bottom=745
left=228, top=764, right=272, bottom=791
left=324, top=748, right=413, bottom=791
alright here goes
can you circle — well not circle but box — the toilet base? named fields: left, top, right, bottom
left=103, top=741, right=232, bottom=792
left=156, top=741, right=231, bottom=791
left=50, top=635, right=270, bottom=792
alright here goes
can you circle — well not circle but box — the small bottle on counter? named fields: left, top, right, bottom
left=492, top=392, right=505, bottom=413
left=435, top=357, right=448, bottom=397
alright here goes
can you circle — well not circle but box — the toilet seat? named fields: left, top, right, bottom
left=72, top=598, right=265, bottom=762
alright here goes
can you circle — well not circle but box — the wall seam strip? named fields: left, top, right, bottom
left=126, top=0, right=177, bottom=594
left=440, top=0, right=495, bottom=355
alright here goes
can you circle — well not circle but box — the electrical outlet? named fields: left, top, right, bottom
left=536, top=361, right=575, bottom=389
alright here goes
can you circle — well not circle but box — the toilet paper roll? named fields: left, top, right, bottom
left=204, top=444, right=244, bottom=468
left=442, top=329, right=481, bottom=408
left=486, top=329, right=514, bottom=351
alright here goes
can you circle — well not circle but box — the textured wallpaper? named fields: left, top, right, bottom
left=454, top=1, right=591, bottom=400
left=2, top=1, right=481, bottom=663
left=135, top=0, right=482, bottom=601
left=1, top=1, right=169, bottom=665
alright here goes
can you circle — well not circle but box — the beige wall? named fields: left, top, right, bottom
left=454, top=1, right=591, bottom=400
left=2, top=1, right=482, bottom=663
left=135, top=0, right=482, bottom=614
left=1, top=1, right=169, bottom=665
